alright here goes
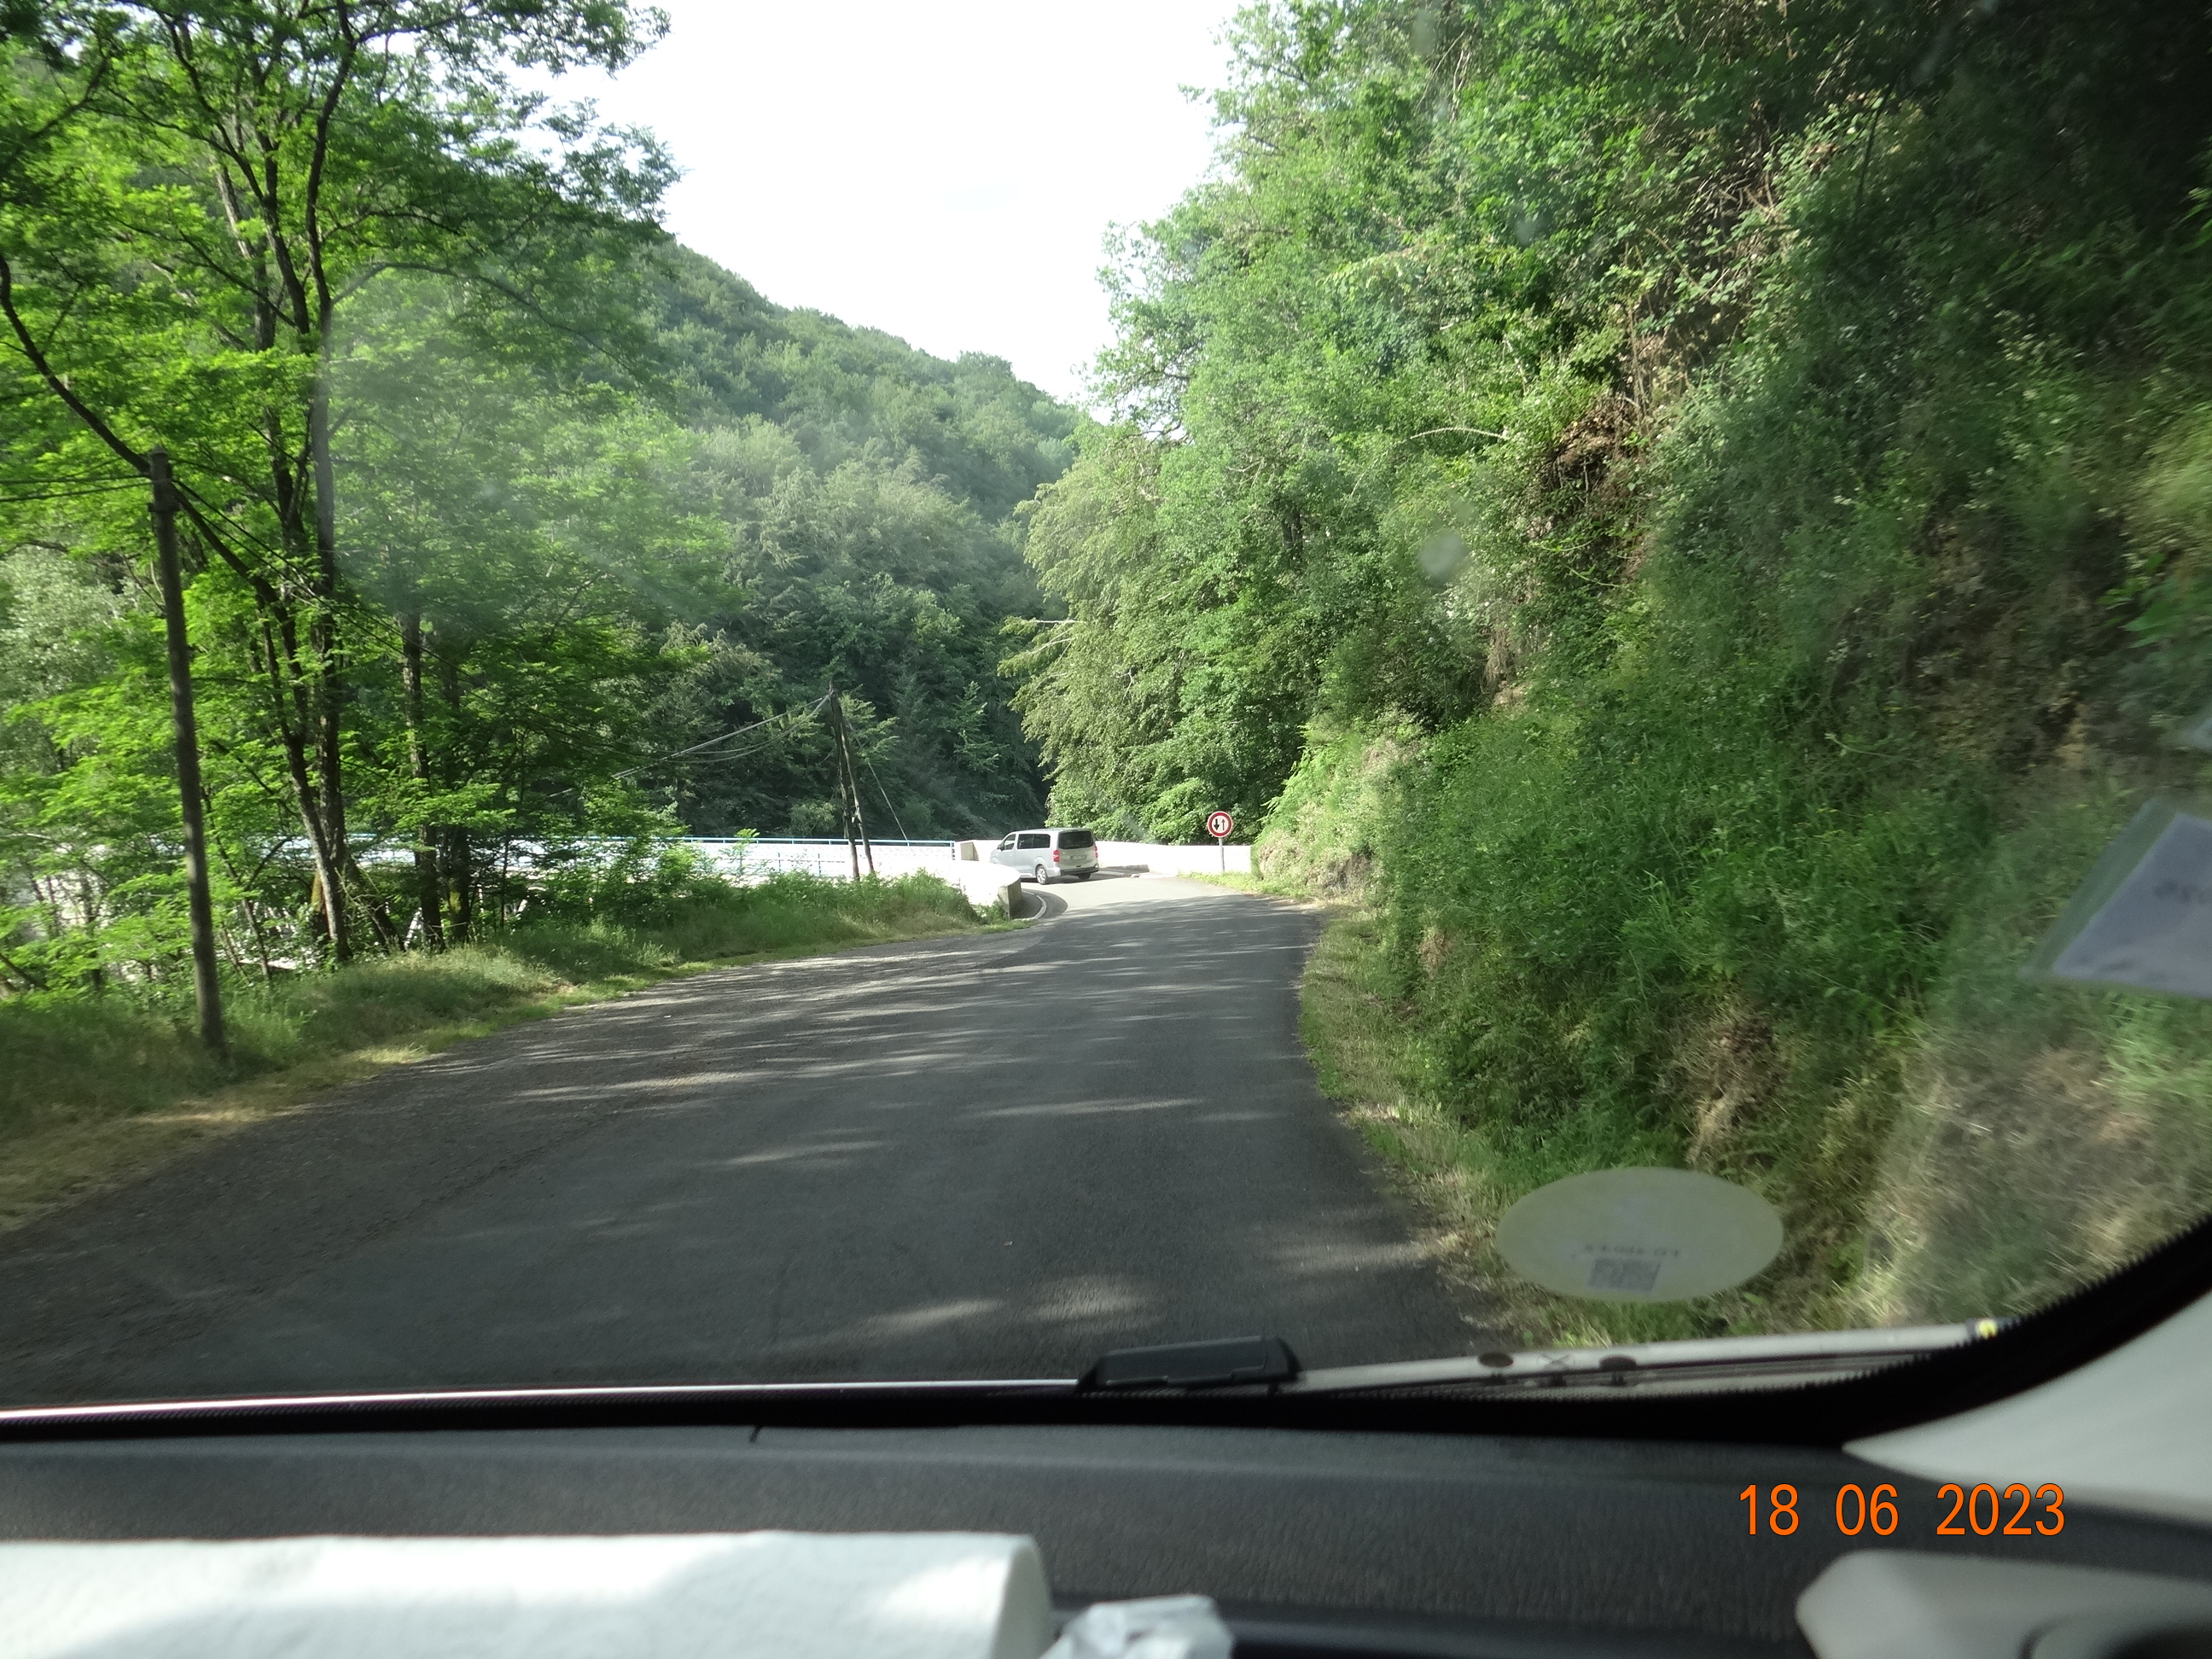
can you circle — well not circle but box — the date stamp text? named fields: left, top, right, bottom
left=1739, top=1481, right=2064, bottom=1536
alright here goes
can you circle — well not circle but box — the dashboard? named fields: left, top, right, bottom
left=6, top=1413, right=2212, bottom=1656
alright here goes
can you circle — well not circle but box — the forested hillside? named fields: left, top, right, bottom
left=635, top=248, right=1072, bottom=840
left=0, top=3, right=1068, bottom=1010
left=1010, top=0, right=2212, bottom=1336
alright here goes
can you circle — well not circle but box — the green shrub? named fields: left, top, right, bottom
left=1216, top=0, right=2212, bottom=1342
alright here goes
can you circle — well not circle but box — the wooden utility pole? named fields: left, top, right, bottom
left=825, top=684, right=875, bottom=879
left=148, top=449, right=225, bottom=1055
left=846, top=696, right=876, bottom=877
left=828, top=684, right=859, bottom=881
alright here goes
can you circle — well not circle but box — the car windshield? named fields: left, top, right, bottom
left=2, top=1, right=2209, bottom=1412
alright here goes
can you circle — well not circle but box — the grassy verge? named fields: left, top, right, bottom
left=1178, top=870, right=1310, bottom=899
left=1299, top=905, right=1683, bottom=1348
left=1188, top=870, right=1588, bottom=1341
left=1303, top=904, right=1807, bottom=1348
left=1293, top=809, right=2212, bottom=1349
left=0, top=871, right=990, bottom=1234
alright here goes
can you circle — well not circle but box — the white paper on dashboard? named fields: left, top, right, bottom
left=0, top=1532, right=1057, bottom=1659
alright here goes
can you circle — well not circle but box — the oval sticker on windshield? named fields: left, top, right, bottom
left=1494, top=1168, right=1783, bottom=1302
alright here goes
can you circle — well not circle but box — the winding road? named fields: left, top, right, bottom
left=0, top=876, right=1481, bottom=1406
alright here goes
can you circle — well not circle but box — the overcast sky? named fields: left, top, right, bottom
left=550, top=2, right=1245, bottom=405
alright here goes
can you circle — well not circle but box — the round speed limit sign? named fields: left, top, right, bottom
left=1205, top=811, right=1234, bottom=840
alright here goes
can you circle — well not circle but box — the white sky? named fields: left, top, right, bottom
left=549, top=2, right=1246, bottom=406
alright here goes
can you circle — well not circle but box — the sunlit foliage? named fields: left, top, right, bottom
left=1011, top=0, right=2212, bottom=1330
left=0, top=4, right=1068, bottom=1004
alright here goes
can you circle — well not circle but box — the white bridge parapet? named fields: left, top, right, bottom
left=941, top=840, right=1249, bottom=877
left=356, top=836, right=1248, bottom=919
left=675, top=837, right=1249, bottom=911
left=678, top=838, right=958, bottom=882
left=677, top=839, right=1017, bottom=914
left=684, top=838, right=1249, bottom=882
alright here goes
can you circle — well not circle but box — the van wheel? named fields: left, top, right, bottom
left=1033, top=864, right=1051, bottom=886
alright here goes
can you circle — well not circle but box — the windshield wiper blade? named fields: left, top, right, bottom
left=1281, top=1321, right=2005, bottom=1396
left=1078, top=1336, right=1301, bottom=1391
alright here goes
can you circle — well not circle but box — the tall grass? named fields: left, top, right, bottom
left=1263, top=15, right=2212, bottom=1345
left=1283, top=715, right=2212, bottom=1347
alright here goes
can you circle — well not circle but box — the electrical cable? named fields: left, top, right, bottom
left=0, top=469, right=143, bottom=486
left=172, top=480, right=293, bottom=565
left=612, top=693, right=830, bottom=781
left=0, top=480, right=149, bottom=504
left=651, top=735, right=803, bottom=772
left=859, top=747, right=911, bottom=843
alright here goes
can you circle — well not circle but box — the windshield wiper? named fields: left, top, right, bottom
left=1078, top=1322, right=2001, bottom=1397
left=1078, top=1336, right=1301, bottom=1391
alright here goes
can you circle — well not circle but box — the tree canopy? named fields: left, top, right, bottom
left=0, top=3, right=1069, bottom=995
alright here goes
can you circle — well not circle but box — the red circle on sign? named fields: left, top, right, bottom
left=1206, top=811, right=1234, bottom=839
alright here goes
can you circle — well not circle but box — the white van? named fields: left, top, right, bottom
left=989, top=827, right=1099, bottom=884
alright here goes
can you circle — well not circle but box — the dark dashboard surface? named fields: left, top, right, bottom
left=5, top=1420, right=2210, bottom=1656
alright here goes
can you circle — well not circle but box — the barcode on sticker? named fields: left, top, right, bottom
left=1587, top=1256, right=1661, bottom=1293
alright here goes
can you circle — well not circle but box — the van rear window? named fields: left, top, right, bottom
left=1057, top=830, right=1095, bottom=848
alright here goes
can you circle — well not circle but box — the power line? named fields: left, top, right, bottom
left=859, top=745, right=911, bottom=842
left=172, top=480, right=291, bottom=565
left=613, top=694, right=830, bottom=781
left=650, top=734, right=805, bottom=773
left=0, top=469, right=143, bottom=486
left=0, top=480, right=148, bottom=504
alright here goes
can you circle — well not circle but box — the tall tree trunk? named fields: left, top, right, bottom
left=294, top=330, right=394, bottom=954
left=72, top=874, right=104, bottom=992
left=443, top=827, right=474, bottom=945
left=437, top=653, right=473, bottom=945
left=399, top=611, right=445, bottom=952
left=267, top=607, right=351, bottom=963
left=307, top=347, right=352, bottom=946
left=306, top=865, right=329, bottom=952
left=148, top=448, right=225, bottom=1055
left=283, top=725, right=346, bottom=961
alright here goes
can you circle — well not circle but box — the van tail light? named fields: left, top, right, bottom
left=1052, top=849, right=1061, bottom=863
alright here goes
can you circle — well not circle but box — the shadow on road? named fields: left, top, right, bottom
left=0, top=872, right=1487, bottom=1403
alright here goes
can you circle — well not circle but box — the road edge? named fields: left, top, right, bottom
left=0, top=915, right=1005, bottom=1242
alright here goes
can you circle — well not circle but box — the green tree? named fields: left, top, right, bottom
left=0, top=0, right=671, bottom=958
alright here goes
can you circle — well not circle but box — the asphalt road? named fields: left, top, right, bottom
left=0, top=876, right=1484, bottom=1406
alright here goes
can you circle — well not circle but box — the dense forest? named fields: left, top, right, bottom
left=1010, top=0, right=2212, bottom=1333
left=0, top=3, right=1068, bottom=1008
